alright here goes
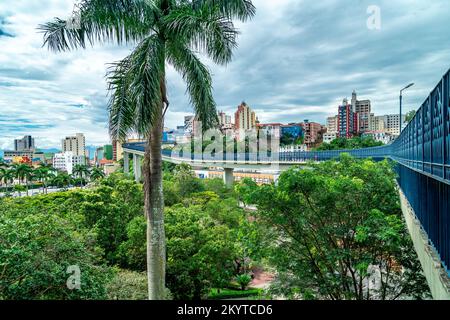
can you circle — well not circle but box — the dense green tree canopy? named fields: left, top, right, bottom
left=315, top=136, right=383, bottom=151
left=237, top=154, right=430, bottom=300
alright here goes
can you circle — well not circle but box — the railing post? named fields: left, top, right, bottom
left=443, top=77, right=447, bottom=180
left=223, top=168, right=234, bottom=188
left=123, top=151, right=130, bottom=175
left=422, top=102, right=425, bottom=172
left=133, top=153, right=142, bottom=182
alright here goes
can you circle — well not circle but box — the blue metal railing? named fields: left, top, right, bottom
left=393, top=69, right=450, bottom=273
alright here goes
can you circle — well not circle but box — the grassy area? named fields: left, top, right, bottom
left=208, top=288, right=264, bottom=300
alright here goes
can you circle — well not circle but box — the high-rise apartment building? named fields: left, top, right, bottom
left=14, top=135, right=35, bottom=151
left=368, top=114, right=406, bottom=136
left=369, top=115, right=387, bottom=132
left=326, top=116, right=339, bottom=133
left=352, top=91, right=372, bottom=133
left=62, top=133, right=86, bottom=158
left=235, top=102, right=257, bottom=132
left=338, top=99, right=359, bottom=138
left=103, top=144, right=113, bottom=161
left=385, top=114, right=406, bottom=136
left=218, top=111, right=232, bottom=127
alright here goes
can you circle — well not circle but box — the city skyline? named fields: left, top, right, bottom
left=1, top=0, right=450, bottom=149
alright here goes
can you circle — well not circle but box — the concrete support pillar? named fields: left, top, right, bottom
left=124, top=152, right=130, bottom=175
left=133, top=154, right=142, bottom=182
left=223, top=168, right=234, bottom=188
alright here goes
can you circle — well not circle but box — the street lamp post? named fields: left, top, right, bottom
left=400, top=83, right=415, bottom=134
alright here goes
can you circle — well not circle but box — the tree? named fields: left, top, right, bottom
left=11, top=164, right=32, bottom=196
left=236, top=274, right=252, bottom=291
left=173, top=163, right=205, bottom=198
left=33, top=167, right=47, bottom=194
left=119, top=205, right=238, bottom=300
left=40, top=0, right=255, bottom=300
left=73, top=164, right=90, bottom=187
left=316, top=136, right=383, bottom=151
left=51, top=172, right=73, bottom=190
left=0, top=205, right=111, bottom=300
left=90, top=167, right=106, bottom=181
left=405, top=110, right=416, bottom=123
left=0, top=167, right=14, bottom=191
left=238, top=154, right=430, bottom=300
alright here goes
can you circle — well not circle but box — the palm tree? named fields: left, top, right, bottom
left=0, top=167, right=10, bottom=192
left=52, top=172, right=73, bottom=190
left=12, top=163, right=32, bottom=196
left=1, top=169, right=15, bottom=196
left=90, top=167, right=105, bottom=181
left=40, top=0, right=255, bottom=299
left=34, top=167, right=47, bottom=194
left=73, top=164, right=90, bottom=187
left=0, top=160, right=7, bottom=169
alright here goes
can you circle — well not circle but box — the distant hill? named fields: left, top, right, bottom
left=35, top=148, right=61, bottom=154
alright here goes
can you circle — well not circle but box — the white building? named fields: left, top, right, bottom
left=62, top=133, right=86, bottom=157
left=53, top=152, right=85, bottom=175
left=323, top=132, right=337, bottom=144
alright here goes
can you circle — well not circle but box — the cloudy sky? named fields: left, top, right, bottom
left=0, top=0, right=449, bottom=149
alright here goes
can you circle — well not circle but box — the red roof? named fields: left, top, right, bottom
left=99, top=159, right=114, bottom=165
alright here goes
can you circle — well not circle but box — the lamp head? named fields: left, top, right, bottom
left=401, top=83, right=415, bottom=93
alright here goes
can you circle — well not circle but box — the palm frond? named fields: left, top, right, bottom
left=107, top=35, right=165, bottom=139
left=167, top=41, right=218, bottom=130
left=164, top=4, right=238, bottom=65
left=192, top=0, right=256, bottom=22
left=39, top=0, right=158, bottom=52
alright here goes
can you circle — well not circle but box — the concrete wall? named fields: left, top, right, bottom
left=399, top=188, right=450, bottom=300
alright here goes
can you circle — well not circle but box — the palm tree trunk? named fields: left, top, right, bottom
left=144, top=101, right=166, bottom=300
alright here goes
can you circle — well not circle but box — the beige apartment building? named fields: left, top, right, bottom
left=235, top=102, right=257, bottom=131
left=326, top=116, right=338, bottom=133
left=62, top=133, right=86, bottom=158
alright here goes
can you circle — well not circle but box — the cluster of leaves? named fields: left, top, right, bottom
left=280, top=132, right=304, bottom=147
left=405, top=110, right=417, bottom=124
left=237, top=154, right=430, bottom=300
left=315, top=136, right=384, bottom=151
left=0, top=197, right=111, bottom=300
